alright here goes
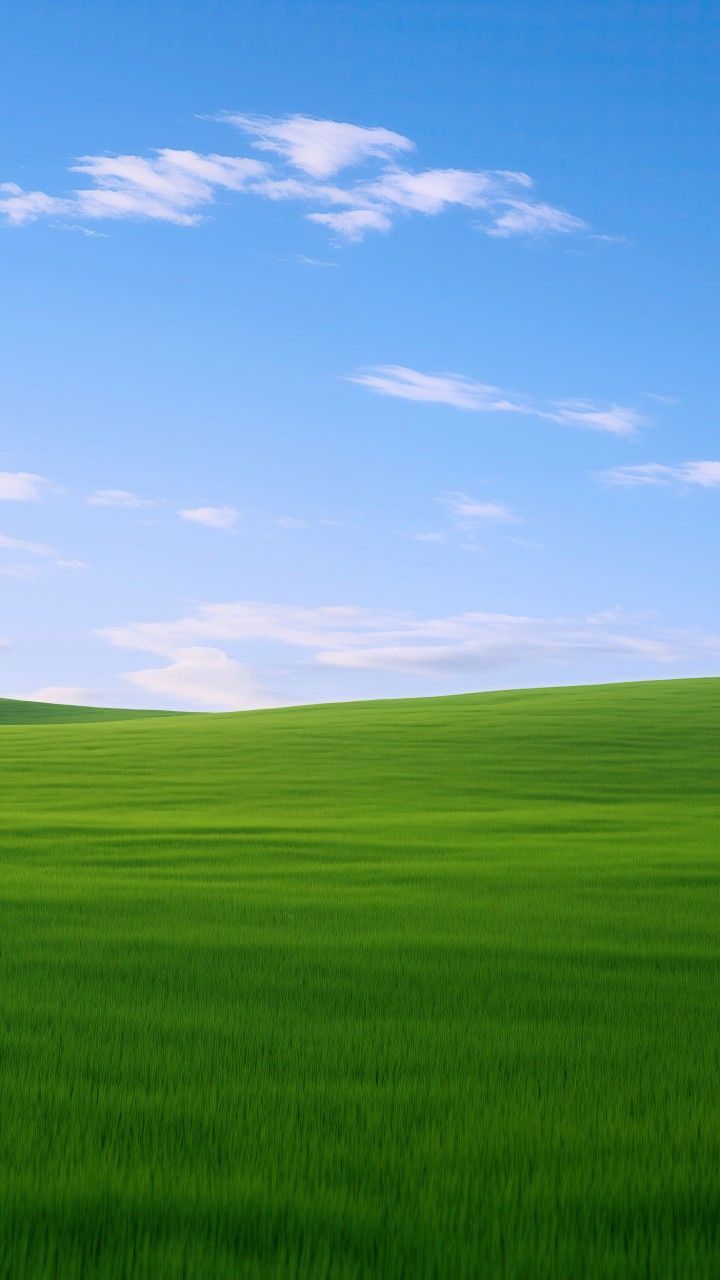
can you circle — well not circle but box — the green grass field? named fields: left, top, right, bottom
left=1, top=678, right=719, bottom=1279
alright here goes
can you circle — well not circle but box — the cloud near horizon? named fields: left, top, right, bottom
left=124, top=645, right=269, bottom=710
left=349, top=366, right=645, bottom=436
left=17, top=685, right=94, bottom=705
left=96, top=600, right=720, bottom=709
left=0, top=112, right=597, bottom=244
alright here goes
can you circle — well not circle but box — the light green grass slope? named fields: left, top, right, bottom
left=0, top=678, right=719, bottom=1279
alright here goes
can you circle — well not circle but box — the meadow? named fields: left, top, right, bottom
left=0, top=678, right=718, bottom=1278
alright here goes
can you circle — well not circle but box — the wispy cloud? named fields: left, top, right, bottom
left=306, top=208, right=392, bottom=240
left=600, top=461, right=720, bottom=489
left=87, top=488, right=155, bottom=508
left=350, top=366, right=517, bottom=411
left=641, top=392, right=678, bottom=405
left=0, top=532, right=87, bottom=577
left=0, top=184, right=70, bottom=224
left=99, top=602, right=397, bottom=657
left=361, top=166, right=529, bottom=214
left=1, top=113, right=599, bottom=245
left=320, top=162, right=586, bottom=241
left=1, top=150, right=266, bottom=228
left=72, top=150, right=265, bottom=224
left=0, top=471, right=50, bottom=501
left=441, top=491, right=520, bottom=526
left=294, top=254, right=338, bottom=268
left=179, top=505, right=239, bottom=531
left=403, top=491, right=520, bottom=550
left=349, top=365, right=644, bottom=436
left=97, top=599, right=720, bottom=708
left=304, top=166, right=586, bottom=243
left=313, top=615, right=718, bottom=673
left=552, top=401, right=644, bottom=436
left=0, top=533, right=58, bottom=557
left=483, top=200, right=587, bottom=238
left=55, top=558, right=88, bottom=571
left=219, top=113, right=414, bottom=177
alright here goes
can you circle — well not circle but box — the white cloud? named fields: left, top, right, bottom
left=1, top=150, right=266, bottom=228
left=60, top=224, right=109, bottom=240
left=179, top=505, right=239, bottom=531
left=268, top=515, right=345, bottom=531
left=73, top=149, right=266, bottom=224
left=304, top=166, right=585, bottom=243
left=236, top=140, right=584, bottom=242
left=600, top=460, right=720, bottom=489
left=683, top=462, right=720, bottom=487
left=348, top=366, right=516, bottom=411
left=360, top=166, right=522, bottom=215
left=551, top=400, right=643, bottom=436
left=18, top=685, right=92, bottom=704
left=294, top=254, right=338, bottom=268
left=283, top=166, right=586, bottom=244
left=403, top=491, right=521, bottom=553
left=353, top=165, right=584, bottom=239
left=313, top=616, right=714, bottom=673
left=306, top=208, right=392, bottom=240
left=349, top=365, right=644, bottom=436
left=484, top=199, right=587, bottom=238
left=0, top=471, right=49, bottom=501
left=442, top=491, right=520, bottom=525
left=0, top=183, right=71, bottom=225
left=123, top=645, right=270, bottom=710
left=220, top=113, right=414, bottom=177
left=87, top=488, right=154, bottom=508
left=55, top=558, right=88, bottom=571
left=1, top=114, right=596, bottom=245
left=99, top=602, right=404, bottom=656
left=98, top=599, right=720, bottom=707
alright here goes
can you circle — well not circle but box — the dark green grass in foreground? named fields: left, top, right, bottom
left=1, top=679, right=719, bottom=1278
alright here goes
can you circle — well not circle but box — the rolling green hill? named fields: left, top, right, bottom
left=0, top=697, right=180, bottom=725
left=1, top=678, right=719, bottom=1279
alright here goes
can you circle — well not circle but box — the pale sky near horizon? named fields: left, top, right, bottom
left=1, top=1, right=718, bottom=709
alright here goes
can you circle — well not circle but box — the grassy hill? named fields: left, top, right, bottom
left=0, top=697, right=180, bottom=724
left=1, top=678, right=718, bottom=1278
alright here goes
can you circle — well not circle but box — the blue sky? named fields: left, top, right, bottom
left=1, top=1, right=718, bottom=709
